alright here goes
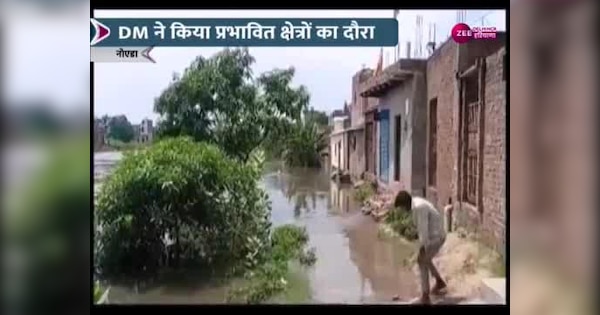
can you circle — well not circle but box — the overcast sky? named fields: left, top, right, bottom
left=4, top=8, right=505, bottom=124
left=4, top=4, right=90, bottom=109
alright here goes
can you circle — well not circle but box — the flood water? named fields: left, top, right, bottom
left=94, top=151, right=418, bottom=304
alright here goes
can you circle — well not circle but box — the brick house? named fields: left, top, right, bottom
left=362, top=89, right=380, bottom=181
left=426, top=33, right=506, bottom=254
left=347, top=68, right=375, bottom=179
left=360, top=59, right=428, bottom=197
left=350, top=34, right=507, bottom=253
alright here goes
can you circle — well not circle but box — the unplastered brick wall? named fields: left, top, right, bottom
left=482, top=47, right=507, bottom=255
left=351, top=69, right=370, bottom=126
left=453, top=48, right=507, bottom=254
left=425, top=39, right=459, bottom=210
left=425, top=38, right=507, bottom=256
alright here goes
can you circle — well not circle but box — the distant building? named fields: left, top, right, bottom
left=329, top=116, right=350, bottom=172
left=132, top=124, right=140, bottom=143
left=329, top=103, right=350, bottom=126
left=137, top=118, right=153, bottom=143
left=94, top=119, right=106, bottom=150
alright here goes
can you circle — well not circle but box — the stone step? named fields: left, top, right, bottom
left=479, top=278, right=506, bottom=304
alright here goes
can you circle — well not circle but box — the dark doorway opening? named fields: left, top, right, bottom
left=394, top=115, right=402, bottom=181
left=428, top=98, right=438, bottom=188
left=337, top=142, right=341, bottom=170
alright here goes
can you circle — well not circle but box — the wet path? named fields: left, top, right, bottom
left=94, top=153, right=418, bottom=304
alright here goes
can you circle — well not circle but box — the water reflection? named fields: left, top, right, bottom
left=266, top=167, right=418, bottom=303
left=262, top=165, right=331, bottom=225
left=344, top=217, right=418, bottom=302
left=329, top=182, right=358, bottom=215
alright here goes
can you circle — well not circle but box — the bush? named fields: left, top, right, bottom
left=270, top=225, right=316, bottom=265
left=385, top=208, right=418, bottom=241
left=95, top=137, right=271, bottom=279
left=354, top=183, right=375, bottom=203
left=227, top=225, right=316, bottom=303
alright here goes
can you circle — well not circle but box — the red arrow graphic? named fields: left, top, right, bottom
left=90, top=19, right=111, bottom=46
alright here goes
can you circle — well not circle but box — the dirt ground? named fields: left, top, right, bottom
left=410, top=231, right=505, bottom=300
left=362, top=187, right=505, bottom=301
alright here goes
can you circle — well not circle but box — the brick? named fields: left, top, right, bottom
left=482, top=48, right=507, bottom=252
left=426, top=39, right=459, bottom=211
left=425, top=37, right=506, bottom=252
left=348, top=68, right=376, bottom=178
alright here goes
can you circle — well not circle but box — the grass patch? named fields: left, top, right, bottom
left=377, top=223, right=399, bottom=239
left=106, top=139, right=147, bottom=151
left=491, top=260, right=506, bottom=277
left=478, top=244, right=505, bottom=277
left=384, top=208, right=418, bottom=241
left=461, top=231, right=506, bottom=278
left=354, top=182, right=375, bottom=203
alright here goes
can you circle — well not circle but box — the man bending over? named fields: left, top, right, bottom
left=395, top=191, right=447, bottom=304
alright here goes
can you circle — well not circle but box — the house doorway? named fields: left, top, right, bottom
left=379, top=109, right=390, bottom=183
left=394, top=115, right=402, bottom=181
left=337, top=141, right=341, bottom=170
left=365, top=122, right=374, bottom=173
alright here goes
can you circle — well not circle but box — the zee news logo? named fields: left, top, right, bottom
left=451, top=23, right=497, bottom=44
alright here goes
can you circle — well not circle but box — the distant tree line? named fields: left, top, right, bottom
left=96, top=114, right=135, bottom=143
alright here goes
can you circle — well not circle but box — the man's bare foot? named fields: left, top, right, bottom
left=432, top=280, right=448, bottom=295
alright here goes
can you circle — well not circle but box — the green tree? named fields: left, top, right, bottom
left=262, top=119, right=295, bottom=160
left=264, top=108, right=330, bottom=161
left=153, top=48, right=310, bottom=162
left=282, top=122, right=328, bottom=168
left=107, top=115, right=135, bottom=143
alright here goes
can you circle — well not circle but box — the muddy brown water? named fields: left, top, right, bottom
left=94, top=152, right=418, bottom=304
